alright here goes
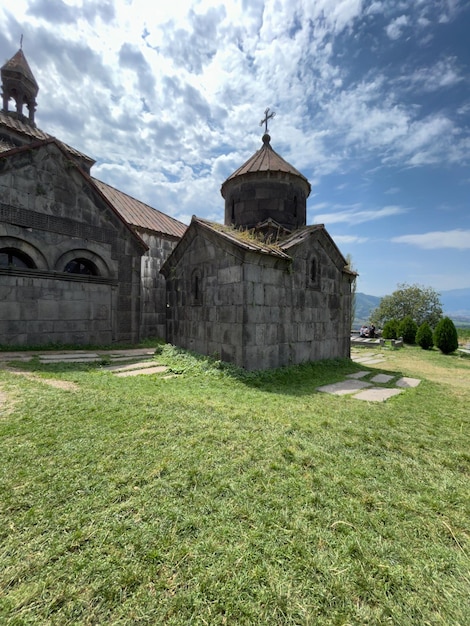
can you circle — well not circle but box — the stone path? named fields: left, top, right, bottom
left=104, top=363, right=170, bottom=377
left=317, top=369, right=421, bottom=402
left=351, top=351, right=386, bottom=365
left=0, top=348, right=157, bottom=364
left=0, top=348, right=172, bottom=379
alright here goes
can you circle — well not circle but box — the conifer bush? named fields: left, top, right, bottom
left=433, top=317, right=458, bottom=354
left=398, top=316, right=417, bottom=344
left=416, top=321, right=434, bottom=350
left=382, top=319, right=399, bottom=339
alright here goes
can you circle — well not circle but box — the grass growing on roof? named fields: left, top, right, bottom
left=0, top=345, right=469, bottom=624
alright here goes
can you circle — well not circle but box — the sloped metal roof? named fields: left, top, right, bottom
left=222, top=134, right=310, bottom=186
left=93, top=178, right=187, bottom=239
left=0, top=110, right=95, bottom=166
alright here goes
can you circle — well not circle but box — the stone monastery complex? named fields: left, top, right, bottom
left=0, top=47, right=355, bottom=370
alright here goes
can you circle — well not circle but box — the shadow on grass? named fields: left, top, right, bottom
left=1, top=343, right=414, bottom=397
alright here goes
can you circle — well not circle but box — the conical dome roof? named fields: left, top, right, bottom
left=221, top=133, right=311, bottom=232
left=221, top=133, right=310, bottom=194
left=1, top=49, right=38, bottom=94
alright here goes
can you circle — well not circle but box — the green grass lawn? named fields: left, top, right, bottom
left=1, top=345, right=469, bottom=625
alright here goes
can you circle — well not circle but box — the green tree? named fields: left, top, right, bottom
left=416, top=322, right=434, bottom=350
left=370, top=283, right=443, bottom=328
left=382, top=319, right=399, bottom=339
left=398, top=315, right=418, bottom=344
left=433, top=317, right=459, bottom=354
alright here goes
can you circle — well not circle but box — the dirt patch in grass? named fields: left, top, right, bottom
left=0, top=384, right=14, bottom=415
left=0, top=389, right=8, bottom=407
left=6, top=369, right=80, bottom=392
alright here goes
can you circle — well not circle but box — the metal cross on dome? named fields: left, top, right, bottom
left=260, top=107, right=275, bottom=134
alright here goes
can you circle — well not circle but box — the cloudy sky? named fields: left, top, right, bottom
left=1, top=0, right=469, bottom=296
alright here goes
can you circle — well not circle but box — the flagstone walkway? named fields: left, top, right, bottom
left=1, top=348, right=422, bottom=397
left=317, top=359, right=421, bottom=402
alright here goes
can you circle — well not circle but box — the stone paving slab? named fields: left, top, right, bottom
left=354, top=388, right=403, bottom=402
left=40, top=352, right=100, bottom=360
left=102, top=361, right=159, bottom=373
left=39, top=356, right=102, bottom=363
left=357, top=358, right=386, bottom=365
left=114, top=366, right=169, bottom=378
left=317, top=379, right=372, bottom=395
left=395, top=377, right=421, bottom=388
left=0, top=348, right=157, bottom=365
left=346, top=371, right=370, bottom=379
left=100, top=349, right=156, bottom=357
left=351, top=355, right=381, bottom=362
left=370, top=373, right=395, bottom=384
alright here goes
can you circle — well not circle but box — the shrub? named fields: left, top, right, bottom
left=416, top=322, right=434, bottom=350
left=382, top=319, right=399, bottom=339
left=398, top=316, right=418, bottom=344
left=433, top=317, right=459, bottom=354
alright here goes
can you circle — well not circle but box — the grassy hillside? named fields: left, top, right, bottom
left=1, top=345, right=469, bottom=624
left=354, top=292, right=381, bottom=327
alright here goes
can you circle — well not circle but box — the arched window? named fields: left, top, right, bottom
left=64, top=258, right=99, bottom=276
left=308, top=255, right=320, bottom=289
left=0, top=247, right=36, bottom=269
left=310, top=257, right=317, bottom=283
left=191, top=269, right=202, bottom=304
left=231, top=199, right=235, bottom=223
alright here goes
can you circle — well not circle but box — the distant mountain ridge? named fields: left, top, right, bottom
left=354, top=288, right=470, bottom=327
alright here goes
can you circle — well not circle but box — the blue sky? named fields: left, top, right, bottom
left=1, top=0, right=469, bottom=296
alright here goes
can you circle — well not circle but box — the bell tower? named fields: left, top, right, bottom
left=1, top=45, right=39, bottom=126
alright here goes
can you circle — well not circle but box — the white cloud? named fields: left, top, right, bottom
left=332, top=235, right=369, bottom=244
left=314, top=206, right=407, bottom=225
left=400, top=57, right=463, bottom=92
left=385, top=14, right=409, bottom=40
left=392, top=229, right=470, bottom=250
left=1, top=0, right=469, bottom=230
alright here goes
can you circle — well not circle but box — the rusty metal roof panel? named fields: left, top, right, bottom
left=93, top=178, right=187, bottom=239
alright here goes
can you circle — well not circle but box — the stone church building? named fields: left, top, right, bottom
left=0, top=48, right=354, bottom=369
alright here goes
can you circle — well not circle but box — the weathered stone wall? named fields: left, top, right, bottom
left=223, top=174, right=309, bottom=231
left=164, top=227, right=352, bottom=370
left=0, top=142, right=144, bottom=346
left=0, top=270, right=116, bottom=346
left=165, top=232, right=245, bottom=364
left=138, top=229, right=179, bottom=340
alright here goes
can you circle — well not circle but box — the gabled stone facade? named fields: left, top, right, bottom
left=0, top=47, right=186, bottom=348
left=0, top=140, right=146, bottom=345
left=161, top=218, right=354, bottom=370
